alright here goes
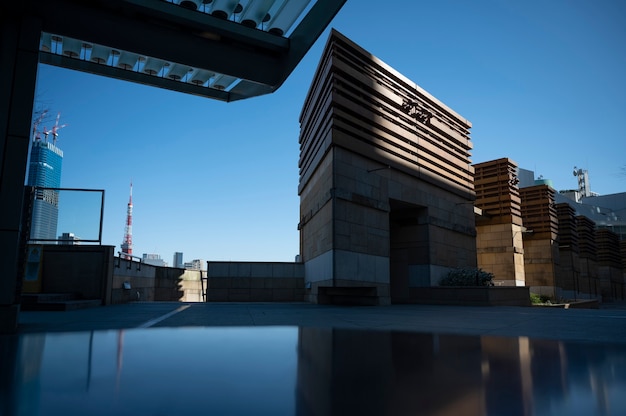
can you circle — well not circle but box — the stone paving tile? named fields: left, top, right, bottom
left=17, top=302, right=626, bottom=344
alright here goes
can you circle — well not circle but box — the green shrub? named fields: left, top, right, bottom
left=439, top=268, right=494, bottom=287
left=530, top=293, right=552, bottom=304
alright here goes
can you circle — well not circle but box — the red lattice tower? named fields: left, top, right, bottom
left=120, top=182, right=133, bottom=259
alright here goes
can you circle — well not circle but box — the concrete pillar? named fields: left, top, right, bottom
left=0, top=15, right=41, bottom=332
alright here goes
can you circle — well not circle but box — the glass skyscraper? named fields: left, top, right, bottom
left=26, top=140, right=63, bottom=241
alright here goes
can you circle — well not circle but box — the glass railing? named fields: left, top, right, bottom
left=25, top=187, right=105, bottom=245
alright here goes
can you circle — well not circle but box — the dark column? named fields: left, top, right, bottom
left=0, top=14, right=41, bottom=332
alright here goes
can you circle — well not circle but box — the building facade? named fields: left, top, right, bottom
left=298, top=30, right=476, bottom=305
left=173, top=252, right=184, bottom=269
left=26, top=139, right=63, bottom=242
left=473, top=158, right=526, bottom=286
left=143, top=253, right=167, bottom=267
left=184, top=259, right=205, bottom=271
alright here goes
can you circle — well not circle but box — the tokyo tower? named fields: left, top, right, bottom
left=120, top=182, right=133, bottom=259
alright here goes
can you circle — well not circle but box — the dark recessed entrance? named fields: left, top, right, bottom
left=389, top=199, right=429, bottom=304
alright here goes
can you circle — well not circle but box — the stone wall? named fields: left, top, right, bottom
left=35, top=245, right=115, bottom=304
left=206, top=262, right=304, bottom=302
left=406, top=287, right=531, bottom=307
left=111, top=258, right=202, bottom=303
left=475, top=223, right=525, bottom=286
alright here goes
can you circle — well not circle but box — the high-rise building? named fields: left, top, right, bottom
left=184, top=259, right=205, bottom=271
left=26, top=138, right=63, bottom=241
left=143, top=253, right=167, bottom=267
left=173, top=252, right=184, bottom=269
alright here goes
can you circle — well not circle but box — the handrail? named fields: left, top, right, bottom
left=116, top=251, right=142, bottom=271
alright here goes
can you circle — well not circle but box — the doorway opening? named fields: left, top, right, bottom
left=389, top=199, right=429, bottom=303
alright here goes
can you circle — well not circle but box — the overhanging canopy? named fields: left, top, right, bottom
left=6, top=0, right=346, bottom=101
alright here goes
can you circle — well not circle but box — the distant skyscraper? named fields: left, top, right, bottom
left=173, top=252, right=184, bottom=269
left=26, top=136, right=63, bottom=241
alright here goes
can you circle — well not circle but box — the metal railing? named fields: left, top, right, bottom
left=115, top=252, right=143, bottom=271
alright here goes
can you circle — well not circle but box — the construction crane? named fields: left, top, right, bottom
left=32, top=109, right=47, bottom=141
left=50, top=112, right=67, bottom=145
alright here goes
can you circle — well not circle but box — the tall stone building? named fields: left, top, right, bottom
left=520, top=185, right=559, bottom=296
left=473, top=158, right=525, bottom=286
left=298, top=30, right=476, bottom=305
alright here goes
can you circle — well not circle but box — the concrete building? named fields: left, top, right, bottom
left=298, top=30, right=476, bottom=305
left=518, top=169, right=626, bottom=301
left=520, top=167, right=626, bottom=242
left=142, top=253, right=167, bottom=267
left=58, top=232, right=80, bottom=245
left=570, top=193, right=626, bottom=241
left=184, top=259, right=205, bottom=271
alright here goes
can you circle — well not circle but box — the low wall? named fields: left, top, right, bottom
left=34, top=245, right=115, bottom=304
left=405, top=287, right=531, bottom=306
left=112, top=258, right=203, bottom=303
left=206, top=261, right=304, bottom=302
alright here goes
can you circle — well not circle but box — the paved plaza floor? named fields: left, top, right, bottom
left=17, top=301, right=626, bottom=344
left=9, top=301, right=626, bottom=415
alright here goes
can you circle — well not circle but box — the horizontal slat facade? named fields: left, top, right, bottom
left=520, top=185, right=558, bottom=238
left=576, top=216, right=597, bottom=260
left=556, top=203, right=579, bottom=252
left=596, top=229, right=621, bottom=267
left=299, top=30, right=473, bottom=197
left=473, top=158, right=522, bottom=225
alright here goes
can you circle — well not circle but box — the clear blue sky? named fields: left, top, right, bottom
left=34, top=0, right=626, bottom=263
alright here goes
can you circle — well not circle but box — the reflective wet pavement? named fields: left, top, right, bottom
left=4, top=303, right=626, bottom=415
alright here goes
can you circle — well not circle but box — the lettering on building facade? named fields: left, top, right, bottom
left=401, top=99, right=433, bottom=125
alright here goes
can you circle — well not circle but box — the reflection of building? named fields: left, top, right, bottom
left=27, top=140, right=63, bottom=241
left=298, top=30, right=476, bottom=305
left=295, top=327, right=626, bottom=416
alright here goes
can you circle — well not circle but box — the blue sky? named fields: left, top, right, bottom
left=33, top=0, right=626, bottom=263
